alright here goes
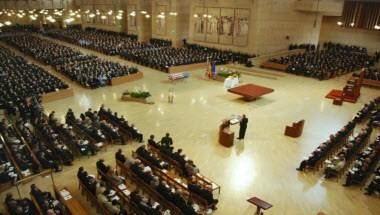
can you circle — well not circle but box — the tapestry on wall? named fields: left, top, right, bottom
left=192, top=7, right=249, bottom=46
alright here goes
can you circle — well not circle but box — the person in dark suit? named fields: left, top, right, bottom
left=161, top=133, right=173, bottom=148
left=238, top=114, right=248, bottom=140
left=115, top=149, right=126, bottom=163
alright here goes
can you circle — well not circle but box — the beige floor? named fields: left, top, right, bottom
left=1, top=37, right=380, bottom=215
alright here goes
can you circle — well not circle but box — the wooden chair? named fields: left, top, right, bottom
left=284, top=120, right=305, bottom=138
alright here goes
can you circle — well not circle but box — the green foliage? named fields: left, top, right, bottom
left=124, top=90, right=151, bottom=99
left=217, top=70, right=241, bottom=78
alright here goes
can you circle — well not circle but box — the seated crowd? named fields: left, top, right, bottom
left=30, top=184, right=69, bottom=214
left=78, top=166, right=155, bottom=215
left=0, top=45, right=68, bottom=108
left=297, top=97, right=380, bottom=172
left=1, top=34, right=138, bottom=88
left=353, top=67, right=380, bottom=81
left=5, top=193, right=37, bottom=215
left=270, top=42, right=376, bottom=80
left=45, top=27, right=138, bottom=55
left=98, top=105, right=143, bottom=143
left=365, top=167, right=380, bottom=195
left=0, top=141, right=19, bottom=184
left=1, top=119, right=40, bottom=177
left=42, top=27, right=253, bottom=72
left=343, top=135, right=380, bottom=186
left=323, top=126, right=373, bottom=178
left=296, top=120, right=356, bottom=171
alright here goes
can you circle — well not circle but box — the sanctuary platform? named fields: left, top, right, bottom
left=228, top=84, right=274, bottom=101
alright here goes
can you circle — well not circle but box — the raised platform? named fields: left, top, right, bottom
left=362, top=79, right=380, bottom=88
left=41, top=88, right=74, bottom=103
left=325, top=89, right=358, bottom=103
left=260, top=61, right=288, bottom=71
left=168, top=62, right=207, bottom=73
left=228, top=84, right=274, bottom=101
left=110, top=72, right=143, bottom=86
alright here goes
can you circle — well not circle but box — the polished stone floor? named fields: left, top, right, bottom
left=0, top=37, right=379, bottom=215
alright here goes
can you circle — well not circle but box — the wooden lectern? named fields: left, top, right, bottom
left=219, top=120, right=234, bottom=147
left=284, top=120, right=305, bottom=138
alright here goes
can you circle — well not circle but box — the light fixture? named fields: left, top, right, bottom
left=337, top=21, right=343, bottom=26
left=203, top=14, right=207, bottom=18
left=118, top=10, right=124, bottom=13
left=145, top=14, right=151, bottom=18
left=193, top=14, right=199, bottom=18
left=4, top=21, right=11, bottom=26
left=130, top=11, right=136, bottom=17
left=375, top=25, right=380, bottom=30
left=101, top=15, right=107, bottom=20
left=76, top=14, right=81, bottom=18
left=89, top=13, right=95, bottom=18
left=350, top=22, right=355, bottom=27
left=49, top=18, right=56, bottom=23
left=140, top=11, right=147, bottom=14
left=0, top=23, right=3, bottom=27
left=207, top=15, right=212, bottom=18
left=169, top=12, right=177, bottom=16
left=107, top=10, right=113, bottom=15
left=64, top=18, right=75, bottom=23
left=116, top=15, right=122, bottom=20
left=85, top=10, right=90, bottom=14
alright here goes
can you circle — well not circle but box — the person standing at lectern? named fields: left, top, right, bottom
left=238, top=114, right=248, bottom=140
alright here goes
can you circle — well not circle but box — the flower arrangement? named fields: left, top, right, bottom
left=123, top=90, right=151, bottom=99
left=217, top=69, right=241, bottom=78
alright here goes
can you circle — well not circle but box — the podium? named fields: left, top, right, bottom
left=219, top=120, right=234, bottom=147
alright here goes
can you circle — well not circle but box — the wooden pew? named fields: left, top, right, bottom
left=147, top=144, right=221, bottom=196
left=30, top=194, right=45, bottom=215
left=260, top=61, right=288, bottom=71
left=78, top=179, right=113, bottom=215
left=54, top=186, right=89, bottom=215
left=116, top=160, right=184, bottom=215
left=96, top=168, right=147, bottom=215
left=97, top=111, right=132, bottom=144
left=134, top=152, right=214, bottom=212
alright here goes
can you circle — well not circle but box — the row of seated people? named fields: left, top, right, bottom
left=45, top=27, right=139, bottom=55
left=5, top=193, right=37, bottom=215
left=1, top=34, right=139, bottom=88
left=344, top=134, right=380, bottom=186
left=297, top=120, right=356, bottom=171
left=30, top=184, right=69, bottom=214
left=78, top=166, right=130, bottom=215
left=185, top=43, right=255, bottom=65
left=0, top=45, right=68, bottom=108
left=96, top=160, right=174, bottom=215
left=365, top=167, right=380, bottom=195
left=323, top=126, right=373, bottom=178
left=0, top=141, right=19, bottom=184
left=15, top=119, right=62, bottom=172
left=150, top=38, right=172, bottom=47
left=270, top=42, right=375, bottom=80
left=353, top=67, right=380, bottom=81
left=0, top=119, right=40, bottom=178
left=34, top=114, right=74, bottom=166
left=66, top=108, right=111, bottom=146
left=121, top=46, right=230, bottom=72
left=114, top=153, right=200, bottom=215
left=47, top=112, right=98, bottom=156
left=131, top=146, right=218, bottom=209
left=1, top=34, right=95, bottom=66
left=147, top=133, right=200, bottom=177
left=0, top=24, right=39, bottom=34
left=98, top=105, right=143, bottom=143
left=56, top=58, right=138, bottom=88
left=353, top=97, right=380, bottom=123
left=43, top=27, right=253, bottom=71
